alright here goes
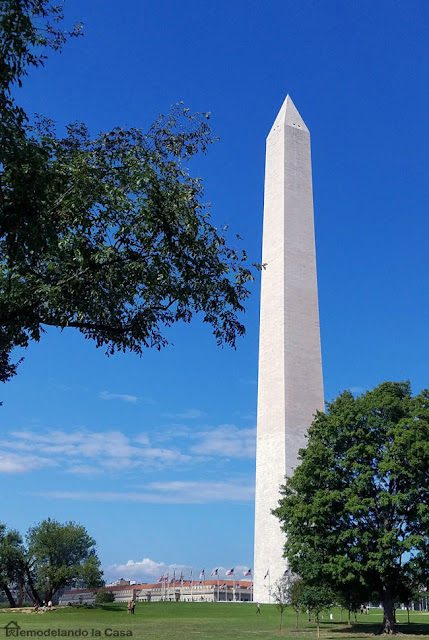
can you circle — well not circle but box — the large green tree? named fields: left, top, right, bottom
left=26, top=518, right=104, bottom=603
left=0, top=523, right=26, bottom=607
left=0, top=0, right=257, bottom=390
left=274, top=381, right=429, bottom=635
left=0, top=519, right=103, bottom=606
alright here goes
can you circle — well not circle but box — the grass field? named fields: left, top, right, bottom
left=1, top=603, right=428, bottom=640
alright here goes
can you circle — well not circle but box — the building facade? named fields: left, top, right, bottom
left=59, top=580, right=252, bottom=605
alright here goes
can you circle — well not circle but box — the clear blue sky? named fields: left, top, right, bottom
left=2, top=0, right=429, bottom=583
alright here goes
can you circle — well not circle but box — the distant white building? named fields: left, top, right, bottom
left=60, top=579, right=252, bottom=604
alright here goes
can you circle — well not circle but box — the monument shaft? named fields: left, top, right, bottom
left=253, top=96, right=324, bottom=603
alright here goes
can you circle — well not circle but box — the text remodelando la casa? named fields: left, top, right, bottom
left=3, top=625, right=132, bottom=637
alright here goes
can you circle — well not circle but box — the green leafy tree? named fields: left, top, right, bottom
left=0, top=0, right=258, bottom=391
left=77, top=556, right=104, bottom=590
left=288, top=578, right=333, bottom=638
left=290, top=577, right=305, bottom=628
left=334, top=584, right=362, bottom=626
left=94, top=589, right=115, bottom=604
left=301, top=584, right=334, bottom=638
left=0, top=0, right=82, bottom=148
left=0, top=523, right=26, bottom=607
left=274, top=381, right=429, bottom=634
left=26, top=518, right=103, bottom=603
left=1, top=0, right=82, bottom=386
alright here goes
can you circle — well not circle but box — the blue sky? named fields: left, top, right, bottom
left=2, top=0, right=429, bottom=583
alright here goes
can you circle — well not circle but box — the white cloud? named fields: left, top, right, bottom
left=153, top=424, right=192, bottom=441
left=215, top=565, right=253, bottom=578
left=65, top=464, right=103, bottom=475
left=135, top=447, right=191, bottom=463
left=27, top=480, right=254, bottom=504
left=153, top=423, right=256, bottom=459
left=99, top=391, right=139, bottom=403
left=1, top=421, right=256, bottom=477
left=190, top=425, right=256, bottom=458
left=10, top=429, right=134, bottom=459
left=103, top=558, right=189, bottom=583
left=102, top=560, right=253, bottom=584
left=4, top=429, right=191, bottom=475
left=150, top=481, right=254, bottom=502
left=134, top=432, right=150, bottom=445
left=0, top=452, right=56, bottom=473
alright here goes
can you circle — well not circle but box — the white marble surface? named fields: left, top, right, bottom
left=253, top=96, right=324, bottom=603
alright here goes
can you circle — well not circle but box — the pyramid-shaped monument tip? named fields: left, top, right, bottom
left=269, top=95, right=309, bottom=134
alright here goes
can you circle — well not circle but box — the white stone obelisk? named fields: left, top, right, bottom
left=253, top=96, right=324, bottom=603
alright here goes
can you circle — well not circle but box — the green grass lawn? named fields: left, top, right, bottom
left=0, top=603, right=428, bottom=640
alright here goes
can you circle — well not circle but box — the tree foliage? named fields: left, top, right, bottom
left=26, top=518, right=103, bottom=603
left=0, top=523, right=26, bottom=607
left=0, top=0, right=82, bottom=144
left=78, top=556, right=105, bottom=591
left=300, top=583, right=334, bottom=638
left=0, top=0, right=258, bottom=390
left=334, top=580, right=364, bottom=626
left=287, top=576, right=333, bottom=637
left=290, top=577, right=305, bottom=627
left=0, top=518, right=102, bottom=606
left=94, top=588, right=115, bottom=604
left=274, top=381, right=429, bottom=634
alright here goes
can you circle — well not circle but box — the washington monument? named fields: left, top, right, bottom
left=253, top=96, right=324, bottom=603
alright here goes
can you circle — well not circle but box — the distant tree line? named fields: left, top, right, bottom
left=0, top=518, right=104, bottom=607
